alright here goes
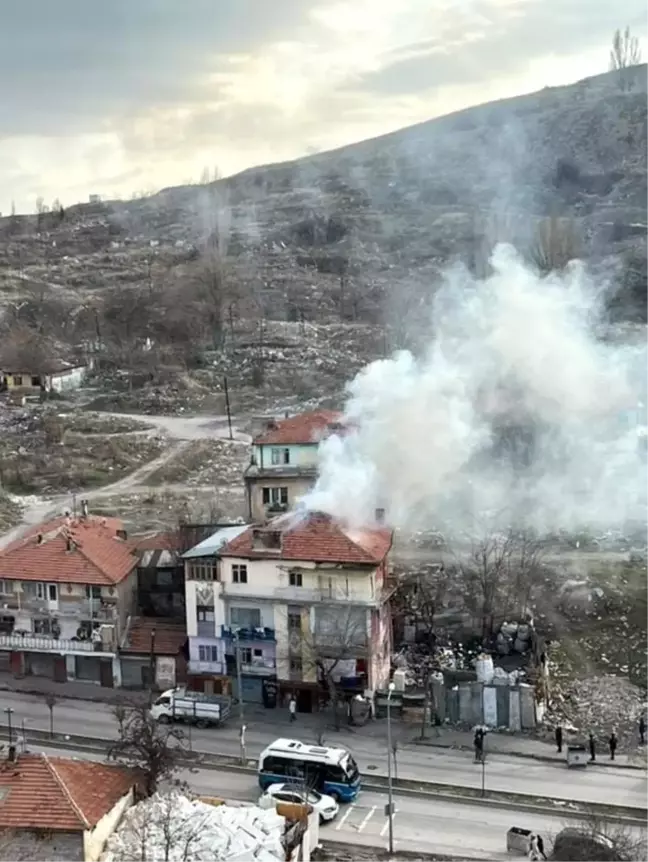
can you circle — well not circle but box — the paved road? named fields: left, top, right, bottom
left=3, top=691, right=645, bottom=810
left=22, top=743, right=574, bottom=860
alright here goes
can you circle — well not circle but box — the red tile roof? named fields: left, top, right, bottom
left=122, top=617, right=187, bottom=655
left=0, top=753, right=136, bottom=831
left=131, top=530, right=178, bottom=552
left=254, top=410, right=344, bottom=446
left=220, top=512, right=392, bottom=565
left=0, top=515, right=137, bottom=586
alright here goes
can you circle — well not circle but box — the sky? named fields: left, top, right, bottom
left=1, top=0, right=646, bottom=214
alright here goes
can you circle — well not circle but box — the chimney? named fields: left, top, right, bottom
left=66, top=536, right=74, bottom=552
left=81, top=499, right=89, bottom=518
left=375, top=508, right=385, bottom=525
left=7, top=745, right=16, bottom=762
left=37, top=533, right=43, bottom=544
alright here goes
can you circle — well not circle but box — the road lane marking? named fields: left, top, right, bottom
left=357, top=806, right=376, bottom=832
left=335, top=805, right=353, bottom=830
left=380, top=810, right=397, bottom=837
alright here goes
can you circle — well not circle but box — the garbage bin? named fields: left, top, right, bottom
left=506, top=827, right=532, bottom=854
left=566, top=744, right=588, bottom=768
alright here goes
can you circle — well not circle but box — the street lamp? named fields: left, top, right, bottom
left=386, top=682, right=395, bottom=855
left=234, top=629, right=246, bottom=764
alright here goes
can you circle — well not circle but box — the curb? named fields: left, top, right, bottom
left=413, top=739, right=647, bottom=771
left=4, top=728, right=645, bottom=826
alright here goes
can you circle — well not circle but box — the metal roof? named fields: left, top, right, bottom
left=182, top=524, right=250, bottom=559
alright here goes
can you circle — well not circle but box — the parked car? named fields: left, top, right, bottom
left=257, top=783, right=339, bottom=822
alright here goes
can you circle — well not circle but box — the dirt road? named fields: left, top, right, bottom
left=0, top=411, right=252, bottom=548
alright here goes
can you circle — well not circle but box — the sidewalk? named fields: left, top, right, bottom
left=1, top=671, right=644, bottom=769
left=414, top=727, right=647, bottom=770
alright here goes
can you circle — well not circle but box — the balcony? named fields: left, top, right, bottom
left=188, top=659, right=224, bottom=675
left=273, top=586, right=382, bottom=606
left=240, top=660, right=276, bottom=676
left=0, top=594, right=117, bottom=621
left=0, top=634, right=115, bottom=655
left=221, top=625, right=276, bottom=642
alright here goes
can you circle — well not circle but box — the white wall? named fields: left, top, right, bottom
left=83, top=788, right=133, bottom=861
left=50, top=366, right=86, bottom=393
left=254, top=443, right=318, bottom=469
left=220, top=557, right=375, bottom=603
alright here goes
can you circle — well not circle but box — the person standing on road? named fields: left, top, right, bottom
left=640, top=715, right=645, bottom=746
left=609, top=730, right=617, bottom=761
left=536, top=834, right=546, bottom=860
left=473, top=727, right=484, bottom=763
left=555, top=725, right=563, bottom=753
left=588, top=731, right=596, bottom=762
left=289, top=695, right=297, bottom=723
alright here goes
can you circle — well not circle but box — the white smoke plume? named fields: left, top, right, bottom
left=303, top=244, right=647, bottom=535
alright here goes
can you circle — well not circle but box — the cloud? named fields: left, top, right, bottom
left=0, top=0, right=645, bottom=211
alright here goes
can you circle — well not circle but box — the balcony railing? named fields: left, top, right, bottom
left=240, top=661, right=276, bottom=676
left=0, top=634, right=115, bottom=655
left=188, top=659, right=225, bottom=675
left=0, top=594, right=117, bottom=620
left=221, top=625, right=276, bottom=642
left=273, top=586, right=380, bottom=605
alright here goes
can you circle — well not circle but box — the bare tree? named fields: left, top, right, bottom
left=529, top=215, right=580, bottom=275
left=551, top=811, right=647, bottom=861
left=107, top=701, right=189, bottom=796
left=105, top=792, right=210, bottom=862
left=609, top=28, right=642, bottom=89
left=288, top=604, right=369, bottom=732
left=392, top=563, right=451, bottom=738
left=454, top=526, right=545, bottom=640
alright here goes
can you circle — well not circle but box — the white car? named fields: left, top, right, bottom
left=258, top=783, right=339, bottom=822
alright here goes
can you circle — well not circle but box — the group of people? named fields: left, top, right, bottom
left=554, top=715, right=646, bottom=761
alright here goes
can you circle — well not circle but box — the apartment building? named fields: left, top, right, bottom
left=184, top=511, right=393, bottom=711
left=244, top=410, right=345, bottom=521
left=0, top=514, right=137, bottom=687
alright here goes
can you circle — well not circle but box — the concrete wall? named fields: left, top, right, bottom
left=83, top=788, right=134, bottom=862
left=50, top=366, right=86, bottom=392
left=0, top=830, right=83, bottom=861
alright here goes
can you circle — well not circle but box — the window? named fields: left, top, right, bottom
left=239, top=647, right=253, bottom=664
left=289, top=656, right=303, bottom=674
left=48, top=584, right=57, bottom=602
left=188, top=561, right=216, bottom=581
left=0, top=580, right=13, bottom=594
left=271, top=447, right=290, bottom=465
left=288, top=611, right=302, bottom=631
left=230, top=607, right=260, bottom=629
left=289, top=571, right=303, bottom=587
left=85, top=585, right=101, bottom=600
left=198, top=645, right=218, bottom=663
left=253, top=648, right=263, bottom=658
left=262, top=487, right=289, bottom=507
left=156, top=571, right=173, bottom=588
left=31, top=376, right=40, bottom=387
left=13, top=375, right=23, bottom=386
left=33, top=618, right=53, bottom=635
left=197, top=606, right=215, bottom=622
left=232, top=564, right=247, bottom=584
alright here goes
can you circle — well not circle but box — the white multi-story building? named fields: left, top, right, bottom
left=183, top=513, right=393, bottom=711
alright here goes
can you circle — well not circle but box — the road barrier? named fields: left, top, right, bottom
left=1, top=727, right=645, bottom=825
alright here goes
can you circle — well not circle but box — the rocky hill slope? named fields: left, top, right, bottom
left=0, top=65, right=645, bottom=407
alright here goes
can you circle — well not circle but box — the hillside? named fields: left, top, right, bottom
left=0, top=66, right=645, bottom=411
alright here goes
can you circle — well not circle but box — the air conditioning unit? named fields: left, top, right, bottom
left=392, top=668, right=407, bottom=692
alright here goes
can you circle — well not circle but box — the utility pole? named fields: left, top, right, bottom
left=481, top=733, right=487, bottom=797
left=4, top=707, right=13, bottom=745
left=386, top=682, right=395, bottom=855
left=235, top=630, right=246, bottom=763
left=223, top=376, right=233, bottom=440
left=148, top=628, right=156, bottom=704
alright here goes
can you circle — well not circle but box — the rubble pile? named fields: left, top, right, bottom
left=105, top=793, right=288, bottom=862
left=546, top=673, right=646, bottom=747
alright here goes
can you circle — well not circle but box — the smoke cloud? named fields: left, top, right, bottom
left=303, top=244, right=647, bottom=535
